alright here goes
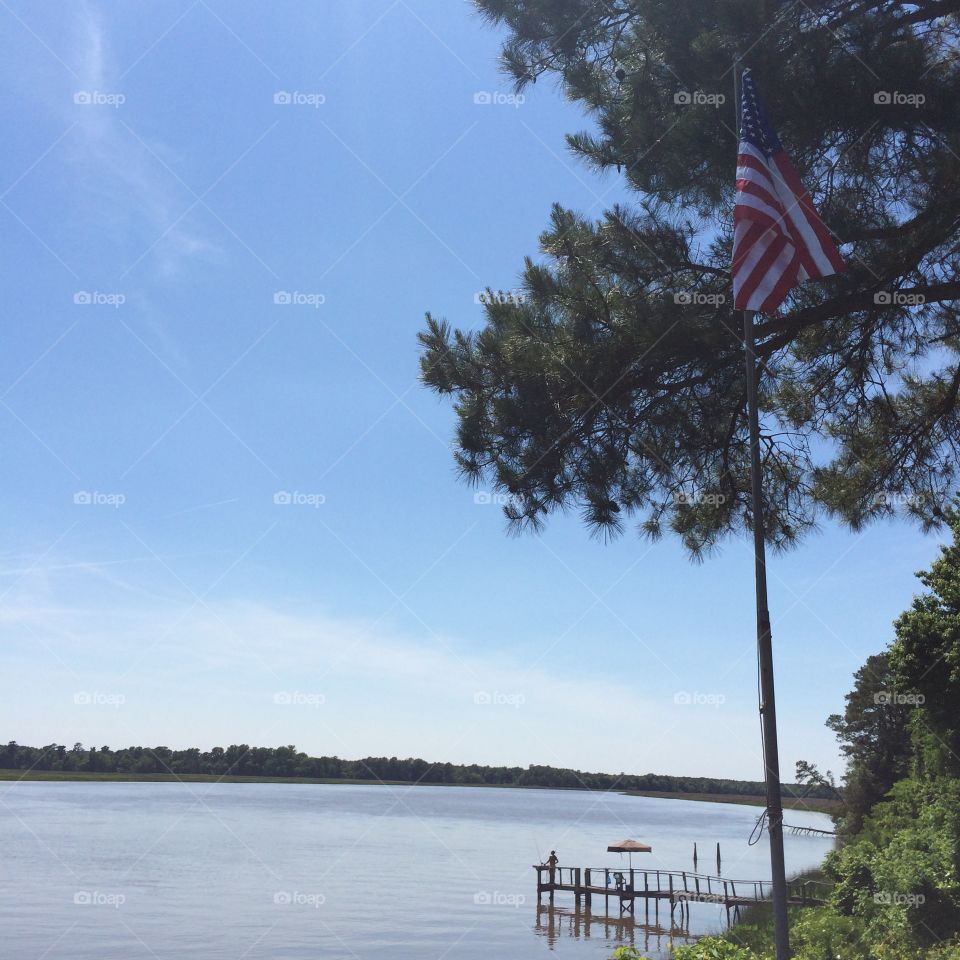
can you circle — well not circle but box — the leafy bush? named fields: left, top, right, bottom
left=926, top=942, right=960, bottom=960
left=791, top=907, right=960, bottom=960
left=672, top=936, right=757, bottom=960
left=789, top=908, right=878, bottom=960
left=889, top=507, right=960, bottom=775
left=827, top=778, right=960, bottom=946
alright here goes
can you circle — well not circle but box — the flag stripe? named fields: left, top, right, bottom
left=734, top=223, right=790, bottom=308
left=773, top=154, right=846, bottom=272
left=735, top=177, right=782, bottom=209
left=740, top=231, right=788, bottom=307
left=732, top=70, right=845, bottom=313
left=758, top=243, right=801, bottom=313
left=735, top=182, right=787, bottom=223
left=768, top=156, right=834, bottom=277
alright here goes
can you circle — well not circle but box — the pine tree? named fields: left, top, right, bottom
left=890, top=504, right=960, bottom=774
left=419, top=0, right=960, bottom=554
left=825, top=652, right=912, bottom=833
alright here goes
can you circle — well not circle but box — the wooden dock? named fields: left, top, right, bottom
left=534, top=865, right=829, bottom=926
left=786, top=822, right=835, bottom=838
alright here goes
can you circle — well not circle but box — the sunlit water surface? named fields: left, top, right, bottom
left=1, top=781, right=834, bottom=958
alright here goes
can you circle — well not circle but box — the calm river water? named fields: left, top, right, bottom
left=0, top=781, right=834, bottom=959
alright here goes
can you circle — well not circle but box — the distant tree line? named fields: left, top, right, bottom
left=0, top=741, right=831, bottom=798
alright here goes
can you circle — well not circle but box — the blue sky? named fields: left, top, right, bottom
left=0, top=0, right=942, bottom=782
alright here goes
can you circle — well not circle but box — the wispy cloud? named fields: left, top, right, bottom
left=0, top=545, right=763, bottom=776
left=69, top=5, right=222, bottom=277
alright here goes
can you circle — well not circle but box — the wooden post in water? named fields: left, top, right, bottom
left=585, top=868, right=592, bottom=909
left=717, top=842, right=722, bottom=874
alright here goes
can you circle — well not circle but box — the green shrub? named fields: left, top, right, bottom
left=925, top=941, right=960, bottom=960
left=827, top=778, right=960, bottom=946
left=792, top=906, right=960, bottom=960
left=672, top=936, right=757, bottom=960
left=789, top=907, right=877, bottom=960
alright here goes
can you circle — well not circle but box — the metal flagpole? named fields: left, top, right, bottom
left=734, top=57, right=791, bottom=960
left=743, top=308, right=790, bottom=960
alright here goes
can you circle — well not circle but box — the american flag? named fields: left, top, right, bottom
left=732, top=69, right=845, bottom=313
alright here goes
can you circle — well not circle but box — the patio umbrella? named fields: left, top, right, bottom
left=607, top=838, right=652, bottom=869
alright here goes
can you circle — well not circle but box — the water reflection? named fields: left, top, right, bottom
left=534, top=903, right=699, bottom=954
left=1, top=782, right=835, bottom=960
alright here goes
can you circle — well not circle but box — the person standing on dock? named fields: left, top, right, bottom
left=546, top=850, right=558, bottom=885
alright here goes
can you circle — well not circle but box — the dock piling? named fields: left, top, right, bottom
left=532, top=863, right=830, bottom=920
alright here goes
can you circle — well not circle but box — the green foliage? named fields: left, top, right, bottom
left=826, top=778, right=960, bottom=948
left=890, top=507, right=960, bottom=774
left=723, top=909, right=777, bottom=957
left=927, top=943, right=960, bottom=960
left=610, top=948, right=646, bottom=960
left=727, top=522, right=960, bottom=958
left=673, top=936, right=757, bottom=960
left=818, top=520, right=960, bottom=950
left=788, top=908, right=885, bottom=960
left=824, top=651, right=913, bottom=833
left=729, top=902, right=960, bottom=960
left=420, top=1, right=960, bottom=553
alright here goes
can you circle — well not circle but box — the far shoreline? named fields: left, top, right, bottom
left=0, top=770, right=839, bottom=812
